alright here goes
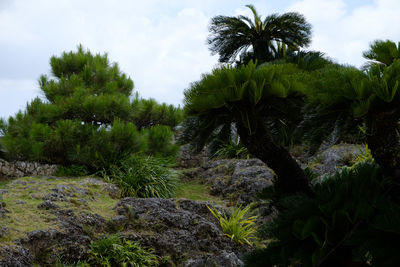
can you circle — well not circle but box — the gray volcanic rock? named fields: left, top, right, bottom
left=0, top=245, right=33, bottom=267
left=199, top=159, right=274, bottom=205
left=307, top=144, right=366, bottom=181
left=115, top=198, right=248, bottom=265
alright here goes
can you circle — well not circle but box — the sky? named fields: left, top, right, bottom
left=1, top=0, right=399, bottom=119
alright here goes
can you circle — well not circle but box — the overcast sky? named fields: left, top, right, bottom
left=1, top=0, right=399, bottom=119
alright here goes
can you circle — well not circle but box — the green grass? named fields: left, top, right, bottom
left=0, top=176, right=118, bottom=243
left=176, top=179, right=225, bottom=206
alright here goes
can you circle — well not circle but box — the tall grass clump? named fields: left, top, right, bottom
left=107, top=154, right=179, bottom=198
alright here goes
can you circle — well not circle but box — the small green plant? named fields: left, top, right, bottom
left=213, top=142, right=250, bottom=159
left=207, top=205, right=257, bottom=245
left=351, top=144, right=373, bottom=166
left=107, top=154, right=179, bottom=198
left=87, top=234, right=158, bottom=267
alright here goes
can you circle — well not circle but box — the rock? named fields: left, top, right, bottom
left=307, top=144, right=366, bottom=181
left=20, top=211, right=95, bottom=265
left=0, top=245, right=33, bottom=267
left=0, top=226, right=9, bottom=238
left=0, top=189, right=9, bottom=194
left=115, top=198, right=248, bottom=265
left=199, top=159, right=274, bottom=205
left=0, top=201, right=10, bottom=218
left=184, top=251, right=244, bottom=267
left=0, top=159, right=57, bottom=178
left=37, top=200, right=59, bottom=210
left=79, top=177, right=120, bottom=198
left=176, top=144, right=209, bottom=168
left=110, top=215, right=128, bottom=227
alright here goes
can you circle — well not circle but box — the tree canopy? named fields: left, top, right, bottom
left=207, top=4, right=312, bottom=64
left=1, top=45, right=182, bottom=171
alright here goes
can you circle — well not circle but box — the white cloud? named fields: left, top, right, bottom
left=0, top=79, right=40, bottom=119
left=287, top=0, right=400, bottom=67
left=1, top=0, right=400, bottom=119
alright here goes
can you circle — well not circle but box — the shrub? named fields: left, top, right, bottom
left=55, top=165, right=89, bottom=177
left=142, top=125, right=179, bottom=159
left=87, top=234, right=158, bottom=267
left=245, top=161, right=400, bottom=266
left=107, top=154, right=179, bottom=198
left=213, top=142, right=250, bottom=159
left=208, top=205, right=257, bottom=245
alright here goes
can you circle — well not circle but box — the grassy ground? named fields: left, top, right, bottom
left=0, top=173, right=226, bottom=244
left=176, top=179, right=226, bottom=206
left=0, top=176, right=118, bottom=243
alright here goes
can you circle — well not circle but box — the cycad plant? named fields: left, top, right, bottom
left=245, top=161, right=400, bottom=266
left=184, top=61, right=311, bottom=195
left=301, top=40, right=400, bottom=178
left=208, top=5, right=312, bottom=64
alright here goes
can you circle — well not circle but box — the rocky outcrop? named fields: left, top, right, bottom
left=176, top=144, right=209, bottom=168
left=0, top=176, right=246, bottom=266
left=307, top=144, right=366, bottom=181
left=198, top=159, right=274, bottom=205
left=115, top=198, right=248, bottom=266
left=0, top=159, right=57, bottom=178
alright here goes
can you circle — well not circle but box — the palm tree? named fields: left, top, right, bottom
left=184, top=61, right=312, bottom=196
left=301, top=41, right=400, bottom=178
left=363, top=39, right=400, bottom=70
left=207, top=5, right=312, bottom=64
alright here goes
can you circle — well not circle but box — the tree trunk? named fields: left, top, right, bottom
left=366, top=113, right=400, bottom=178
left=236, top=122, right=312, bottom=196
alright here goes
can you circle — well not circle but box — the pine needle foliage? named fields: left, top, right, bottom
left=1, top=45, right=180, bottom=171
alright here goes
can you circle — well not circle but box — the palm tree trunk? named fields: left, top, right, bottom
left=236, top=122, right=312, bottom=196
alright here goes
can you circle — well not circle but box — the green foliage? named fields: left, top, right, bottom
left=131, top=94, right=184, bottom=130
left=142, top=125, right=179, bottom=158
left=363, top=39, right=400, bottom=69
left=208, top=205, right=258, bottom=245
left=184, top=61, right=305, bottom=149
left=213, top=141, right=250, bottom=159
left=350, top=144, right=373, bottom=166
left=55, top=165, right=89, bottom=177
left=87, top=234, right=158, bottom=267
left=245, top=161, right=400, bottom=266
left=106, top=154, right=179, bottom=198
left=208, top=5, right=311, bottom=64
left=1, top=46, right=180, bottom=172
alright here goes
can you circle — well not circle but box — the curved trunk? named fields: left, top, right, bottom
left=236, top=122, right=312, bottom=196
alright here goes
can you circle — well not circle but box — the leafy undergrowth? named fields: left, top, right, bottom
left=0, top=176, right=118, bottom=243
left=176, top=179, right=226, bottom=206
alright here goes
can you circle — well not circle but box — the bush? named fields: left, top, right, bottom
left=106, top=154, right=179, bottom=198
left=87, top=234, right=158, bottom=267
left=142, top=125, right=179, bottom=158
left=213, top=141, right=250, bottom=159
left=55, top=165, right=89, bottom=177
left=208, top=205, right=257, bottom=245
left=245, top=161, right=400, bottom=266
